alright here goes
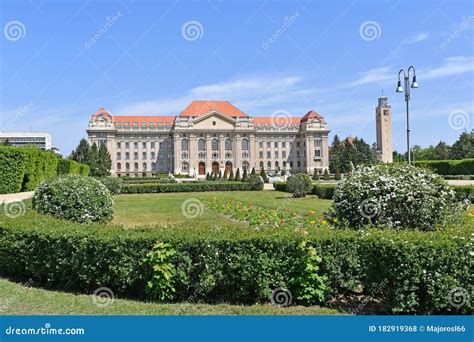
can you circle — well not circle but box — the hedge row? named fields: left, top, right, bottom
left=0, top=209, right=471, bottom=314
left=414, top=159, right=474, bottom=175
left=0, top=147, right=58, bottom=193
left=274, top=182, right=473, bottom=203
left=57, top=159, right=90, bottom=176
left=121, top=182, right=258, bottom=193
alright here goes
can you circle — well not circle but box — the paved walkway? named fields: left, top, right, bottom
left=0, top=191, right=34, bottom=204
left=446, top=180, right=474, bottom=186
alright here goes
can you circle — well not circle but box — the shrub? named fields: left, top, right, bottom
left=260, top=169, right=269, bottom=183
left=57, top=159, right=90, bottom=176
left=329, top=164, right=468, bottom=230
left=0, top=209, right=471, bottom=314
left=414, top=159, right=474, bottom=175
left=247, top=175, right=264, bottom=191
left=451, top=185, right=474, bottom=203
left=312, top=169, right=320, bottom=181
left=0, top=147, right=27, bottom=193
left=234, top=168, right=241, bottom=181
left=96, top=177, right=123, bottom=194
left=228, top=170, right=234, bottom=181
left=312, top=184, right=336, bottom=199
left=287, top=174, right=312, bottom=198
left=323, top=169, right=330, bottom=180
left=121, top=182, right=261, bottom=194
left=33, top=175, right=114, bottom=223
left=241, top=168, right=248, bottom=182
left=145, top=241, right=176, bottom=301
left=334, top=168, right=341, bottom=180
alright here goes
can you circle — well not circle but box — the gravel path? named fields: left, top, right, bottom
left=0, top=191, right=34, bottom=204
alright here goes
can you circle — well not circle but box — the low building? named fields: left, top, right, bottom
left=0, top=132, right=52, bottom=150
left=86, top=100, right=330, bottom=177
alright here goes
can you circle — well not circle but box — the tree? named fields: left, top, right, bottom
left=218, top=170, right=223, bottom=180
left=1, top=139, right=11, bottom=146
left=241, top=167, right=248, bottom=182
left=312, top=168, right=320, bottom=181
left=432, top=141, right=450, bottom=160
left=323, top=169, right=330, bottom=180
left=228, top=169, right=234, bottom=181
left=223, top=170, right=228, bottom=181
left=250, top=167, right=256, bottom=175
left=206, top=172, right=210, bottom=181
left=89, top=142, right=99, bottom=176
left=212, top=172, right=217, bottom=181
left=260, top=169, right=268, bottom=183
left=97, top=143, right=112, bottom=177
left=335, top=168, right=341, bottom=180
left=234, top=168, right=241, bottom=181
left=450, top=131, right=474, bottom=159
left=70, top=138, right=92, bottom=165
left=329, top=135, right=342, bottom=173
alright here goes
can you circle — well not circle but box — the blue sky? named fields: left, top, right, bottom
left=1, top=0, right=473, bottom=155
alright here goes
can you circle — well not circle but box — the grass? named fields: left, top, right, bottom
left=113, top=191, right=332, bottom=227
left=0, top=278, right=341, bottom=315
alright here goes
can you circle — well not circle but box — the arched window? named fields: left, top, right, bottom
left=267, top=161, right=272, bottom=169
left=212, top=138, right=219, bottom=151
left=116, top=142, right=121, bottom=149
left=125, top=162, right=130, bottom=171
left=182, top=162, right=189, bottom=171
left=117, top=163, right=121, bottom=171
left=241, top=138, right=249, bottom=151
left=259, top=161, right=264, bottom=169
left=225, top=138, right=232, bottom=150
left=142, top=162, right=147, bottom=171
left=134, top=162, right=139, bottom=171
left=275, top=161, right=280, bottom=169
left=125, top=142, right=129, bottom=149
left=181, top=138, right=189, bottom=151
left=198, top=138, right=206, bottom=151
left=134, top=142, right=138, bottom=149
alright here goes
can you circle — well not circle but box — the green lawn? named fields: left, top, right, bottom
left=113, top=191, right=332, bottom=227
left=0, top=278, right=341, bottom=315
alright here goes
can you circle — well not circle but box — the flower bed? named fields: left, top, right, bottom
left=121, top=182, right=259, bottom=193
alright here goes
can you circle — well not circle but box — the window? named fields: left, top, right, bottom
left=282, top=151, right=286, bottom=158
left=134, top=142, right=138, bottom=149
left=158, top=152, right=164, bottom=159
left=167, top=161, right=172, bottom=170
left=134, top=152, right=138, bottom=160
left=142, top=162, right=147, bottom=171
left=142, top=142, right=146, bottom=149
left=198, top=139, right=206, bottom=151
left=125, top=152, right=130, bottom=160
left=182, top=152, right=189, bottom=159
left=282, top=142, right=286, bottom=148
left=159, top=162, right=164, bottom=170
left=125, top=142, right=129, bottom=149
left=296, top=142, right=300, bottom=147
left=225, top=138, right=232, bottom=150
left=212, top=138, right=219, bottom=151
left=241, top=138, right=249, bottom=151
left=151, top=142, right=155, bottom=149
left=275, top=161, right=280, bottom=169
left=259, top=151, right=263, bottom=158
left=267, top=142, right=270, bottom=148
left=117, top=163, right=121, bottom=171
left=117, top=152, right=121, bottom=160
left=267, top=151, right=271, bottom=158
left=126, top=163, right=130, bottom=171
left=274, top=142, right=278, bottom=148
left=116, top=142, right=121, bottom=149
left=242, top=151, right=249, bottom=159
left=259, top=142, right=263, bottom=148
left=315, top=150, right=321, bottom=158
left=134, top=162, right=139, bottom=171
left=167, top=152, right=172, bottom=159
left=274, top=151, right=278, bottom=158
left=198, top=152, right=206, bottom=159
left=167, top=140, right=172, bottom=148
left=290, top=161, right=293, bottom=168
left=283, top=161, right=286, bottom=167
left=212, top=152, right=219, bottom=159
left=181, top=138, right=189, bottom=151
left=182, top=162, right=189, bottom=171
left=267, top=161, right=272, bottom=169
left=142, top=152, right=147, bottom=159
left=297, top=161, right=301, bottom=168
left=315, top=138, right=322, bottom=147
left=151, top=152, right=155, bottom=160
left=159, top=142, right=163, bottom=149
left=259, top=161, right=264, bottom=169
left=225, top=151, right=232, bottom=159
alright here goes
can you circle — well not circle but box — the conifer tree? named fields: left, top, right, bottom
left=234, top=168, right=241, bottom=181
left=228, top=169, right=234, bottom=181
left=241, top=167, right=248, bottom=182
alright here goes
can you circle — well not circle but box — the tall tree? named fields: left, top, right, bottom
left=70, top=138, right=92, bottom=165
left=1, top=139, right=11, bottom=146
left=329, top=135, right=342, bottom=173
left=89, top=142, right=99, bottom=176
left=97, top=143, right=112, bottom=176
left=450, top=131, right=474, bottom=159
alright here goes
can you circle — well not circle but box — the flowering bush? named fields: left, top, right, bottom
left=329, top=164, right=468, bottom=230
left=247, top=174, right=264, bottom=190
left=33, top=175, right=114, bottom=223
left=287, top=174, right=312, bottom=198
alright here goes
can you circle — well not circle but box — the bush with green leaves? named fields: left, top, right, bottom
left=287, top=173, right=312, bottom=198
left=96, top=176, right=123, bottom=194
left=247, top=175, right=264, bottom=191
left=329, top=164, right=468, bottom=230
left=33, top=175, right=114, bottom=223
left=144, top=241, right=176, bottom=301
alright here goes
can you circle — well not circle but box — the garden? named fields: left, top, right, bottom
left=1, top=154, right=472, bottom=316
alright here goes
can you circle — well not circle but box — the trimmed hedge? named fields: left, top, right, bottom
left=0, top=147, right=58, bottom=194
left=121, top=182, right=260, bottom=193
left=0, top=208, right=471, bottom=314
left=57, top=159, right=90, bottom=176
left=414, top=159, right=474, bottom=175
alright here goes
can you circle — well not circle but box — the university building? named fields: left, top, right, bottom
left=86, top=101, right=330, bottom=177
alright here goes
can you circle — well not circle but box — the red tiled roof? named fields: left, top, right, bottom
left=114, top=116, right=175, bottom=124
left=253, top=117, right=301, bottom=124
left=300, top=110, right=326, bottom=123
left=179, top=101, right=248, bottom=118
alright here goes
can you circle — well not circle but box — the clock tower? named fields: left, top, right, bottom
left=375, top=96, right=393, bottom=163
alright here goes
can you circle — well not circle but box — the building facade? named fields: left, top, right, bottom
left=0, top=132, right=52, bottom=150
left=375, top=96, right=393, bottom=163
left=87, top=101, right=330, bottom=177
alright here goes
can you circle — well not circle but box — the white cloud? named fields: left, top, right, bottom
left=343, top=67, right=394, bottom=88
left=422, top=56, right=474, bottom=79
left=405, top=32, right=429, bottom=44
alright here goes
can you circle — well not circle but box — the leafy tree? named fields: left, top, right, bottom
left=234, top=168, right=241, bottom=181
left=97, top=143, right=112, bottom=177
left=450, top=131, right=473, bottom=159
left=70, top=138, right=92, bottom=165
left=241, top=167, right=248, bottom=182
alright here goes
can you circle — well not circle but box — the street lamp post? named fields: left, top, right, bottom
left=396, top=66, right=418, bottom=165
